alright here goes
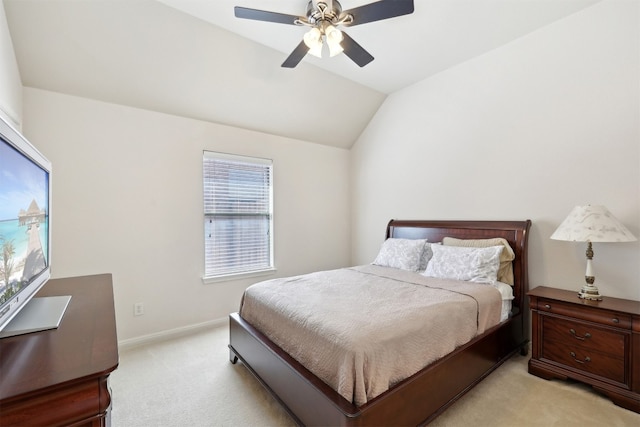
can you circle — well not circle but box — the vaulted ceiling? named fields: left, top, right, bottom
left=4, top=0, right=599, bottom=148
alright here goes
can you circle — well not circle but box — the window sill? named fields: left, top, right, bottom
left=202, top=268, right=277, bottom=284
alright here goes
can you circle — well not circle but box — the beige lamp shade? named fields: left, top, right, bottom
left=550, top=205, right=637, bottom=243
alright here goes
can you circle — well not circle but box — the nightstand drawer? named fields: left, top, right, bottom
left=537, top=298, right=631, bottom=329
left=541, top=340, right=625, bottom=384
left=542, top=316, right=626, bottom=357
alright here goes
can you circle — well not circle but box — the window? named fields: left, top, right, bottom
left=203, top=152, right=273, bottom=279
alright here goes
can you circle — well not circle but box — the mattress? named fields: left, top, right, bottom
left=239, top=264, right=503, bottom=406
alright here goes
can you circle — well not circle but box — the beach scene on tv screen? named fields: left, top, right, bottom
left=0, top=139, right=49, bottom=307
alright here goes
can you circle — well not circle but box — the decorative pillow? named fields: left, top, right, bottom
left=442, top=237, right=515, bottom=286
left=372, top=238, right=427, bottom=272
left=423, top=244, right=503, bottom=284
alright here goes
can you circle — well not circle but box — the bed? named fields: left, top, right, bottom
left=229, top=219, right=531, bottom=426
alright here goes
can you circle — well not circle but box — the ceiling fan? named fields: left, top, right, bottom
left=234, top=0, right=414, bottom=68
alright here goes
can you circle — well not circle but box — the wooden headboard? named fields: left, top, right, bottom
left=386, top=219, right=532, bottom=315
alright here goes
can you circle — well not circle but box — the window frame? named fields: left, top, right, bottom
left=202, top=151, right=275, bottom=282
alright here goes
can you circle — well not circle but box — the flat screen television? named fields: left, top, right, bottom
left=0, top=115, right=68, bottom=338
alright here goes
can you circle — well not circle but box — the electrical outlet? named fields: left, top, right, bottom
left=134, top=302, right=144, bottom=316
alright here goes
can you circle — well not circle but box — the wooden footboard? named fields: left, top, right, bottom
left=229, top=312, right=357, bottom=426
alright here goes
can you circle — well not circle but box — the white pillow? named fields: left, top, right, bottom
left=373, top=238, right=427, bottom=272
left=423, top=244, right=503, bottom=284
left=442, top=237, right=515, bottom=285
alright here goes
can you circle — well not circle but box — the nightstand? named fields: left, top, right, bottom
left=528, top=286, right=640, bottom=413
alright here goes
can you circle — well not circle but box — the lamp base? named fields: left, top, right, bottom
left=578, top=282, right=603, bottom=301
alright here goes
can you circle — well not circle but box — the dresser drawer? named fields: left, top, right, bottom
left=537, top=298, right=631, bottom=329
left=542, top=316, right=626, bottom=357
left=541, top=340, right=626, bottom=384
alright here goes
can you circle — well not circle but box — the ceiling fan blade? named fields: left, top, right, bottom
left=342, top=0, right=414, bottom=26
left=234, top=6, right=301, bottom=25
left=281, top=41, right=310, bottom=68
left=341, top=32, right=374, bottom=67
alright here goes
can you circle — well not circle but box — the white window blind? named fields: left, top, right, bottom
left=203, top=152, right=273, bottom=278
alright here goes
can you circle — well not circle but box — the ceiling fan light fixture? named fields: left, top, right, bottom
left=303, top=27, right=323, bottom=57
left=328, top=42, right=344, bottom=57
left=325, top=25, right=344, bottom=57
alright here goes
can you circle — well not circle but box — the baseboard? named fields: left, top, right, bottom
left=118, top=317, right=228, bottom=350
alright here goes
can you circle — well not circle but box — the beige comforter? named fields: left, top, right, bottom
left=239, top=264, right=502, bottom=407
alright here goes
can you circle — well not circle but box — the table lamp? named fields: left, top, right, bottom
left=550, top=205, right=637, bottom=300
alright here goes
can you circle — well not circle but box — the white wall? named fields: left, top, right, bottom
left=22, top=88, right=351, bottom=342
left=0, top=3, right=22, bottom=128
left=351, top=0, right=640, bottom=301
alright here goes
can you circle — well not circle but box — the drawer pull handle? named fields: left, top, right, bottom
left=569, top=329, right=591, bottom=340
left=612, top=318, right=619, bottom=324
left=544, top=304, right=551, bottom=309
left=570, top=351, right=591, bottom=364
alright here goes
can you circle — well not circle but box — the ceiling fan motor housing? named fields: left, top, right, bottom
left=306, top=1, right=343, bottom=25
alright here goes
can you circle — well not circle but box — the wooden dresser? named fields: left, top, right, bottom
left=0, top=274, right=119, bottom=426
left=528, top=286, right=640, bottom=413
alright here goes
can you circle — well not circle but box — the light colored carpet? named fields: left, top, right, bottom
left=110, top=325, right=640, bottom=426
